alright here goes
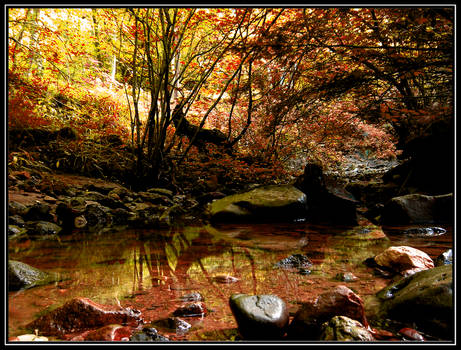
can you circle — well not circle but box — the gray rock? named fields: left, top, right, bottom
left=209, top=185, right=307, bottom=223
left=130, top=327, right=169, bottom=342
left=320, top=316, right=374, bottom=341
left=435, top=249, right=453, bottom=267
left=377, top=264, right=453, bottom=339
left=403, top=227, right=446, bottom=237
left=229, top=294, right=289, bottom=340
left=8, top=260, right=60, bottom=291
left=381, top=193, right=453, bottom=225
left=26, top=221, right=62, bottom=237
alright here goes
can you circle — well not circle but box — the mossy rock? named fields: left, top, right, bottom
left=8, top=260, right=61, bottom=291
left=377, top=264, right=453, bottom=339
left=208, top=185, right=307, bottom=223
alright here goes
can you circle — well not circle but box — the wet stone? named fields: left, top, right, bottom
left=435, top=249, right=453, bottom=267
left=27, top=297, right=143, bottom=336
left=374, top=246, right=434, bottom=276
left=403, top=227, right=446, bottom=237
left=168, top=317, right=192, bottom=335
left=398, top=327, right=425, bottom=341
left=229, top=294, right=289, bottom=340
left=130, top=327, right=169, bottom=342
left=8, top=260, right=60, bottom=291
left=274, top=254, right=313, bottom=270
left=172, top=302, right=207, bottom=317
left=179, top=292, right=204, bottom=302
left=288, top=285, right=368, bottom=340
left=335, top=272, right=359, bottom=282
left=70, top=324, right=133, bottom=341
left=320, top=316, right=374, bottom=341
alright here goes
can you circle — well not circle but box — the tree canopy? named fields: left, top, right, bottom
left=8, top=6, right=454, bottom=188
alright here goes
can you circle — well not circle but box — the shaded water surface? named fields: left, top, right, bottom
left=8, top=222, right=453, bottom=341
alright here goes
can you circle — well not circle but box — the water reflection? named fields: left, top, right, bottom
left=8, top=222, right=453, bottom=339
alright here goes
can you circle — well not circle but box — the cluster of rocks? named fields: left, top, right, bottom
left=228, top=243, right=453, bottom=341
left=10, top=290, right=210, bottom=342
left=8, top=171, right=204, bottom=243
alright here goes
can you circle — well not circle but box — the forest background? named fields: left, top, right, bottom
left=7, top=7, right=454, bottom=192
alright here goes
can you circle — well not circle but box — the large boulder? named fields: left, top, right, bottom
left=288, top=285, right=368, bottom=340
left=27, top=297, right=143, bottom=336
left=208, top=185, right=307, bottom=223
left=229, top=294, right=289, bottom=340
left=376, top=264, right=453, bottom=339
left=381, top=193, right=453, bottom=225
left=8, top=260, right=60, bottom=291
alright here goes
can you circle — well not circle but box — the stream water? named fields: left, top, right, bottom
left=8, top=221, right=453, bottom=341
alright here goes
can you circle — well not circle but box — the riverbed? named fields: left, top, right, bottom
left=8, top=221, right=453, bottom=341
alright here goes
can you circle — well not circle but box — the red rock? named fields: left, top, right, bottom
left=26, top=297, right=143, bottom=336
left=399, top=327, right=425, bottom=341
left=172, top=302, right=207, bottom=317
left=370, top=328, right=395, bottom=340
left=374, top=246, right=434, bottom=276
left=70, top=325, right=133, bottom=341
left=288, top=285, right=368, bottom=340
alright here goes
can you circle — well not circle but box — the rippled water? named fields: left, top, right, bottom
left=8, top=222, right=453, bottom=341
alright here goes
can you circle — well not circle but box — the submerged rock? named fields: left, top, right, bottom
left=376, top=264, right=453, bottom=339
left=130, top=327, right=169, bottom=342
left=208, top=185, right=307, bottom=223
left=374, top=246, right=434, bottom=276
left=26, top=297, right=142, bottom=336
left=288, top=285, right=368, bottom=340
left=403, top=227, right=446, bottom=237
left=229, top=294, right=289, bottom=340
left=70, top=324, right=133, bottom=341
left=172, top=302, right=207, bottom=317
left=320, top=316, right=374, bottom=341
left=274, top=254, right=313, bottom=275
left=8, top=260, right=60, bottom=291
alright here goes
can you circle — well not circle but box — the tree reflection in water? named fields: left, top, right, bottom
left=130, top=225, right=259, bottom=303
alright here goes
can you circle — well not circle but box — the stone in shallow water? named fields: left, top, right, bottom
left=26, top=297, right=142, bottom=336
left=288, top=285, right=368, bottom=340
left=70, top=324, right=133, bottom=341
left=8, top=260, right=60, bottom=291
left=374, top=246, right=434, bottom=276
left=229, top=294, right=289, bottom=340
left=435, top=249, right=453, bottom=267
left=376, top=264, right=453, bottom=340
left=320, top=315, right=374, bottom=341
left=130, top=327, right=169, bottom=342
left=172, top=302, right=207, bottom=317
left=209, top=185, right=307, bottom=223
left=403, top=227, right=446, bottom=237
left=274, top=254, right=313, bottom=270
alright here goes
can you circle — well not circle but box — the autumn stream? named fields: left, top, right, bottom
left=8, top=222, right=453, bottom=341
